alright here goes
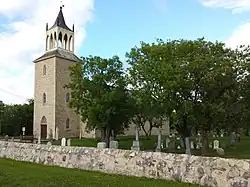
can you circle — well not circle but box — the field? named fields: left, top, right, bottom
left=0, top=158, right=202, bottom=187
left=69, top=135, right=250, bottom=159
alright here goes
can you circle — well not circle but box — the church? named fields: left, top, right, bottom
left=33, top=7, right=169, bottom=140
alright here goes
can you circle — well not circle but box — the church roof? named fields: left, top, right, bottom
left=49, top=7, right=72, bottom=31
left=33, top=48, right=81, bottom=63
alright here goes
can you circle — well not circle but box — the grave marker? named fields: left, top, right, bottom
left=213, top=140, right=219, bottom=150
left=109, top=140, right=118, bottom=149
left=67, top=138, right=71, bottom=146
left=97, top=142, right=106, bottom=148
left=61, top=137, right=66, bottom=146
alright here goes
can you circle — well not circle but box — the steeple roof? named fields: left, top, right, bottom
left=49, top=6, right=72, bottom=31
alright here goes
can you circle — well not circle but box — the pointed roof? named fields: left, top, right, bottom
left=33, top=48, right=80, bottom=63
left=49, top=6, right=72, bottom=31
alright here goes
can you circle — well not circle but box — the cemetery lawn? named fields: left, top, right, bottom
left=70, top=136, right=250, bottom=159
left=0, top=158, right=202, bottom=187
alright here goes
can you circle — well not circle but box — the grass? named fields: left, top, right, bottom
left=0, top=158, right=202, bottom=187
left=69, top=135, right=250, bottom=159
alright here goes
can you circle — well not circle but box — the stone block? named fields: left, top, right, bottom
left=109, top=141, right=118, bottom=149
left=131, top=140, right=140, bottom=151
left=97, top=142, right=106, bottom=148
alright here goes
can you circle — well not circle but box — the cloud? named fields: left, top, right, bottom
left=225, top=23, right=250, bottom=48
left=0, top=0, right=94, bottom=104
left=199, top=0, right=250, bottom=14
left=198, top=0, right=250, bottom=48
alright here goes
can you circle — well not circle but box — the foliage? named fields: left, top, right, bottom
left=66, top=56, right=134, bottom=145
left=0, top=99, right=33, bottom=136
left=126, top=38, right=249, bottom=153
left=126, top=41, right=176, bottom=137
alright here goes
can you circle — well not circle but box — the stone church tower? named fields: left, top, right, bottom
left=33, top=6, right=90, bottom=139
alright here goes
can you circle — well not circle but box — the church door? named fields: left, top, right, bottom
left=41, top=125, right=47, bottom=139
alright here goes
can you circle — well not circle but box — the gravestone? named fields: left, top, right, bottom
left=67, top=138, right=71, bottom=146
left=213, top=140, right=219, bottom=150
left=209, top=142, right=213, bottom=149
left=155, top=128, right=162, bottom=152
left=216, top=147, right=225, bottom=156
left=37, top=136, right=41, bottom=144
left=4, top=135, right=8, bottom=141
left=230, top=132, right=235, bottom=145
left=61, top=137, right=66, bottom=146
left=131, top=126, right=140, bottom=151
left=196, top=144, right=200, bottom=149
left=165, top=137, right=170, bottom=148
left=190, top=141, right=194, bottom=149
left=97, top=142, right=106, bottom=148
left=177, top=145, right=181, bottom=150
left=169, top=140, right=175, bottom=150
left=47, top=141, right=52, bottom=146
left=185, top=137, right=191, bottom=155
left=109, top=140, right=118, bottom=149
left=131, top=140, right=140, bottom=151
left=22, top=127, right=25, bottom=136
left=11, top=137, right=14, bottom=142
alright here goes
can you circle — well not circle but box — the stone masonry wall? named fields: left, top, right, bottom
left=0, top=141, right=249, bottom=187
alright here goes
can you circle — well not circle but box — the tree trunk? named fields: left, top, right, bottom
left=105, top=128, right=111, bottom=148
left=101, top=127, right=106, bottom=142
left=201, top=130, right=208, bottom=155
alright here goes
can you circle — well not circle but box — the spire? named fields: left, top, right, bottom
left=49, top=6, right=72, bottom=31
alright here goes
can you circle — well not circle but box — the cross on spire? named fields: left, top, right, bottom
left=60, top=0, right=64, bottom=9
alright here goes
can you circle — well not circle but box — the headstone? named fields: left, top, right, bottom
left=216, top=147, right=225, bottom=156
left=230, top=132, right=235, bottom=145
left=131, top=140, right=140, bottom=151
left=213, top=140, right=219, bottom=150
left=67, top=138, right=71, bottom=146
left=22, top=127, right=25, bottom=136
left=190, top=141, right=194, bottom=149
left=61, top=137, right=66, bottom=146
left=169, top=140, right=175, bottom=150
left=165, top=137, right=170, bottom=148
left=109, top=140, right=118, bottom=149
left=155, top=128, right=162, bottom=152
left=47, top=141, right=52, bottom=146
left=55, top=127, right=59, bottom=141
left=4, top=135, right=8, bottom=141
left=97, top=142, right=107, bottom=148
left=37, top=136, right=41, bottom=144
left=209, top=142, right=213, bottom=149
left=11, top=137, right=14, bottom=142
left=196, top=143, right=200, bottom=149
left=135, top=127, right=139, bottom=141
left=185, top=137, right=191, bottom=155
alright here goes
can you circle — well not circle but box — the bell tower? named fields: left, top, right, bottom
left=33, top=6, right=81, bottom=140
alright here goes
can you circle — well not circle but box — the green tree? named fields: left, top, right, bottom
left=66, top=56, right=134, bottom=146
left=126, top=41, right=177, bottom=138
left=0, top=99, right=33, bottom=136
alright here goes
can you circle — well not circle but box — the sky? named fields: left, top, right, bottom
left=0, top=0, right=250, bottom=104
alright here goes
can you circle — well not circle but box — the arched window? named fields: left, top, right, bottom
left=58, top=32, right=63, bottom=48
left=65, top=93, right=70, bottom=102
left=43, top=93, right=47, bottom=105
left=43, top=65, right=46, bottom=75
left=64, top=34, right=68, bottom=50
left=66, top=118, right=70, bottom=129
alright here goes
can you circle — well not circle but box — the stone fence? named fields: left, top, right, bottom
left=0, top=141, right=249, bottom=187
